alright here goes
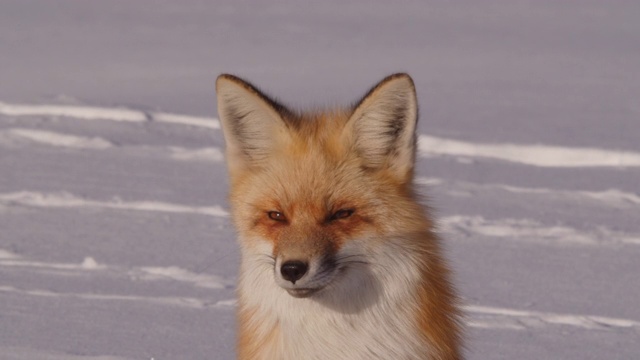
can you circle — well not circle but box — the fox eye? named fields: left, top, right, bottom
left=330, top=209, right=354, bottom=221
left=268, top=211, right=287, bottom=222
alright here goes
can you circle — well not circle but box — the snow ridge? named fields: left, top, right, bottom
left=0, top=285, right=225, bottom=309
left=419, top=135, right=640, bottom=168
left=440, top=215, right=640, bottom=246
left=0, top=191, right=228, bottom=217
left=0, top=127, right=224, bottom=162
left=0, top=250, right=230, bottom=290
left=0, top=128, right=113, bottom=149
left=0, top=101, right=219, bottom=129
left=466, top=305, right=640, bottom=331
left=416, top=177, right=640, bottom=208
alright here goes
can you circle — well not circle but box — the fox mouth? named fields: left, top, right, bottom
left=286, top=287, right=322, bottom=298
left=276, top=254, right=369, bottom=298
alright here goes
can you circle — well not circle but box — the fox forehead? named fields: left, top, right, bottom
left=228, top=110, right=370, bottom=201
left=271, top=109, right=354, bottom=161
left=233, top=144, right=374, bottom=215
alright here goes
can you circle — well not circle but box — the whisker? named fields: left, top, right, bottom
left=341, top=260, right=369, bottom=265
left=335, top=254, right=370, bottom=267
left=253, top=254, right=276, bottom=268
left=335, top=254, right=365, bottom=261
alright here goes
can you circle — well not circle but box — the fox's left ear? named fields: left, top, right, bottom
left=346, top=73, right=418, bottom=183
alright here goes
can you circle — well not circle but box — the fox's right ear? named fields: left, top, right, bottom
left=216, top=74, right=292, bottom=174
left=345, top=73, right=418, bottom=183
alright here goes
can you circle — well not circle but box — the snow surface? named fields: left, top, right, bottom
left=1, top=1, right=639, bottom=359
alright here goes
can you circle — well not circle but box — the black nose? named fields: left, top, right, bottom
left=280, top=261, right=308, bottom=284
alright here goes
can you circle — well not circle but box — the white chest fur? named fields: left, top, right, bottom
left=238, top=240, right=432, bottom=360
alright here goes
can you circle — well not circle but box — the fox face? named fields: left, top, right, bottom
left=216, top=73, right=423, bottom=299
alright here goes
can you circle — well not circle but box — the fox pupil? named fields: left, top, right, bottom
left=330, top=209, right=354, bottom=221
left=268, top=211, right=286, bottom=221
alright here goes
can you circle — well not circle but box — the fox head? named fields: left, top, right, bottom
left=216, top=74, right=427, bottom=299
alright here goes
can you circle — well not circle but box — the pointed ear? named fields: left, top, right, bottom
left=346, top=73, right=418, bottom=182
left=216, top=74, right=292, bottom=175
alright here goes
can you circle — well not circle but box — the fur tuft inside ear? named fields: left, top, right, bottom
left=346, top=73, right=418, bottom=182
left=216, top=74, right=292, bottom=175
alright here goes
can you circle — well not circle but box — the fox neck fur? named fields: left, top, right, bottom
left=237, top=234, right=457, bottom=360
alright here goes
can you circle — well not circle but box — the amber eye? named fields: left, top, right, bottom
left=329, top=209, right=354, bottom=221
left=268, top=211, right=287, bottom=222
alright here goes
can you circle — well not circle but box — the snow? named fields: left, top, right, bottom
left=1, top=128, right=114, bottom=150
left=0, top=102, right=220, bottom=129
left=440, top=215, right=640, bottom=246
left=419, top=135, right=640, bottom=168
left=1, top=1, right=639, bottom=359
left=0, top=191, right=228, bottom=217
left=465, top=305, right=640, bottom=331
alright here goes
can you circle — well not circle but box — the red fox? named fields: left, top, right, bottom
left=216, top=73, right=463, bottom=360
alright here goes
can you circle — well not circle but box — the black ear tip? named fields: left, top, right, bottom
left=361, top=74, right=415, bottom=98
left=216, top=73, right=232, bottom=82
left=216, top=74, right=246, bottom=88
left=384, top=73, right=415, bottom=87
left=217, top=73, right=240, bottom=80
left=389, top=72, right=411, bottom=79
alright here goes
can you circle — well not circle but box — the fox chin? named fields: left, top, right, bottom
left=216, top=73, right=463, bottom=360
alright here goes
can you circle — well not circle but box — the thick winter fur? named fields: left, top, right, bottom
left=216, top=73, right=463, bottom=360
